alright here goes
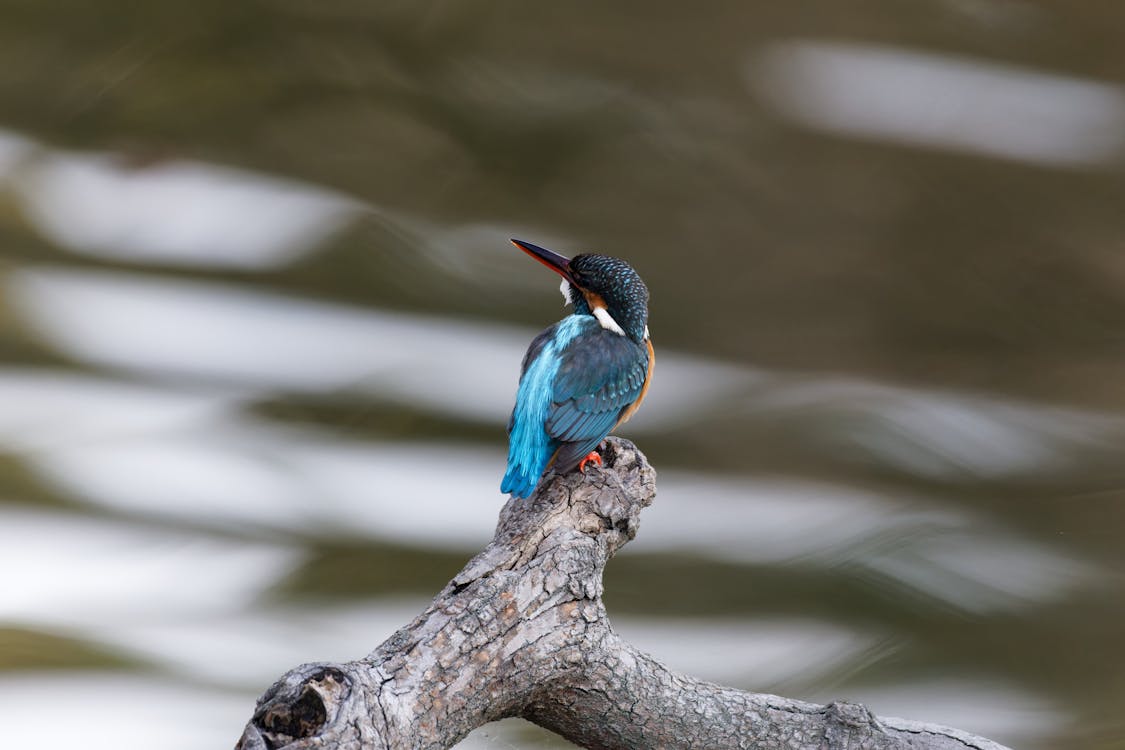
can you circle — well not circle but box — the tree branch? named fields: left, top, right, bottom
left=235, top=438, right=1011, bottom=750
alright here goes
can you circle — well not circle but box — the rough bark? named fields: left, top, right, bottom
left=236, top=438, right=1011, bottom=750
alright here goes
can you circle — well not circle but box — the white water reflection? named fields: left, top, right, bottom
left=751, top=41, right=1125, bottom=167
left=0, top=498, right=1069, bottom=747
left=862, top=531, right=1095, bottom=614
left=2, top=260, right=1111, bottom=612
left=0, top=244, right=1113, bottom=749
left=12, top=265, right=1125, bottom=486
left=22, top=419, right=1102, bottom=613
left=0, top=128, right=363, bottom=269
left=742, top=376, right=1125, bottom=481
left=5, top=266, right=750, bottom=427
left=0, top=128, right=34, bottom=181
left=645, top=473, right=1098, bottom=613
left=0, top=611, right=878, bottom=750
left=0, top=674, right=251, bottom=750
left=95, top=601, right=431, bottom=687
left=0, top=670, right=526, bottom=750
left=0, top=509, right=297, bottom=627
left=12, top=263, right=1125, bottom=486
left=40, top=435, right=311, bottom=531
left=29, top=430, right=502, bottom=544
left=0, top=365, right=1095, bottom=746
left=0, top=369, right=242, bottom=451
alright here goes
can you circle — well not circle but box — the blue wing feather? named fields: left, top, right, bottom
left=501, top=316, right=593, bottom=497
left=506, top=326, right=555, bottom=436
left=546, top=327, right=649, bottom=473
left=502, top=316, right=650, bottom=498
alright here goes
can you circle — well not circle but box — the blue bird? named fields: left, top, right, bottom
left=501, top=239, right=654, bottom=499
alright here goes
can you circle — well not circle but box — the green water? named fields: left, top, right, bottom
left=1, top=3, right=1124, bottom=748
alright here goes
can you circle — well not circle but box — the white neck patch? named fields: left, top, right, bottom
left=593, top=306, right=626, bottom=336
left=560, top=279, right=573, bottom=306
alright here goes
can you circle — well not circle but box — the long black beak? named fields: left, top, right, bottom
left=511, top=238, right=573, bottom=281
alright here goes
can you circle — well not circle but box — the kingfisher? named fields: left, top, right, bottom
left=501, top=239, right=654, bottom=499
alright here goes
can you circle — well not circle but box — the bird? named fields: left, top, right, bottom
left=501, top=238, right=654, bottom=499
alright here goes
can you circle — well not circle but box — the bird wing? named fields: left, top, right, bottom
left=506, top=325, right=556, bottom=435
left=546, top=329, right=650, bottom=473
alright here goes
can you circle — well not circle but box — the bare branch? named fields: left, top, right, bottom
left=236, top=438, right=1010, bottom=750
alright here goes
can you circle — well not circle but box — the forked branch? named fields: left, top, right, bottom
left=235, top=438, right=1010, bottom=750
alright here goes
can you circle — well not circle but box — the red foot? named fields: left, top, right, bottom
left=578, top=451, right=603, bottom=473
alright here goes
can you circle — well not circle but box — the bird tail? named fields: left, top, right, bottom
left=500, top=464, right=538, bottom=499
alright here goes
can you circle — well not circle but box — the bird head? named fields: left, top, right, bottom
left=511, top=238, right=649, bottom=342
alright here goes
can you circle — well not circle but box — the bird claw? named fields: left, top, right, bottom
left=578, top=451, right=603, bottom=473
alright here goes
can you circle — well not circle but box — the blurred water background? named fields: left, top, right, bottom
left=1, top=2, right=1124, bottom=748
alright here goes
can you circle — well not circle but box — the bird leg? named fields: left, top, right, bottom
left=578, top=451, right=603, bottom=473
